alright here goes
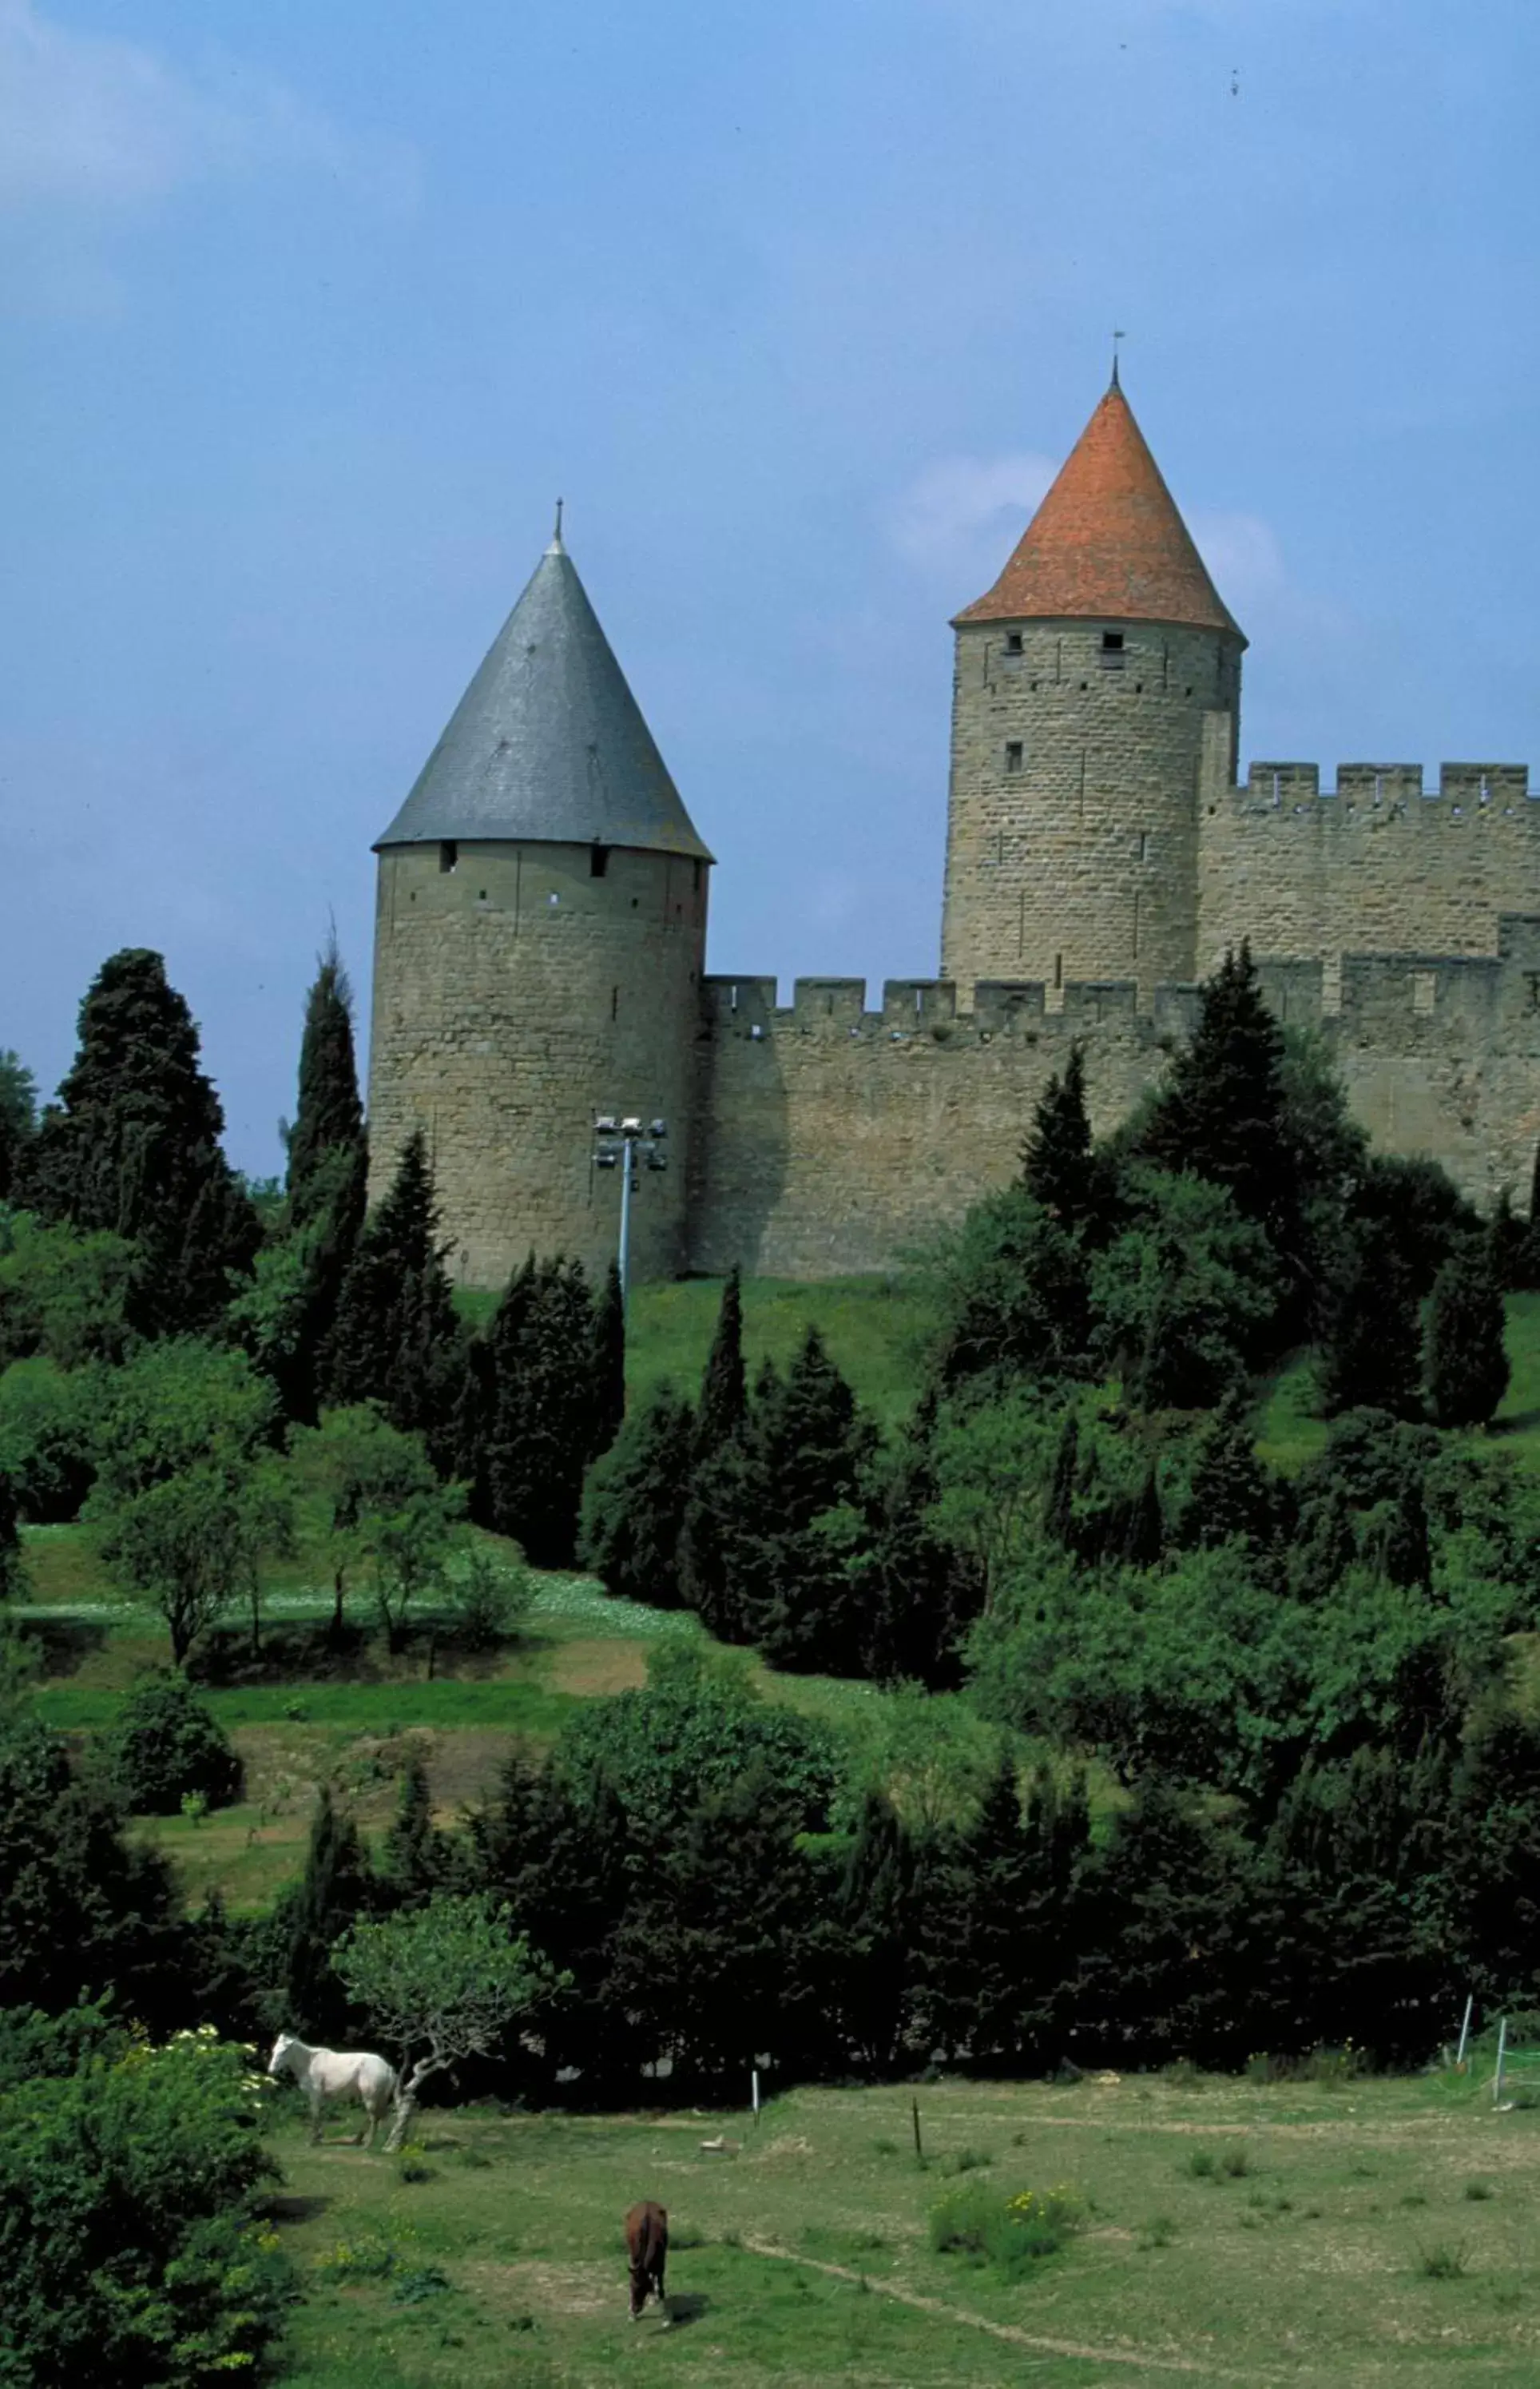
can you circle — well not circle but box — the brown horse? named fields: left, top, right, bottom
left=625, top=2199, right=669, bottom=2322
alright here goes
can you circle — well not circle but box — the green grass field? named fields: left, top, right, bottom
left=264, top=2069, right=1540, bottom=2388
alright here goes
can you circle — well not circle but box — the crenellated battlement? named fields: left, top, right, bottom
left=1230, top=760, right=1533, bottom=813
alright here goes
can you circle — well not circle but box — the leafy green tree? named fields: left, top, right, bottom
left=18, top=949, right=259, bottom=1334
left=581, top=1380, right=696, bottom=1606
left=359, top=1473, right=465, bottom=1653
left=1351, top=1152, right=1478, bottom=1302
left=0, top=2026, right=294, bottom=2389
left=0, top=1357, right=101, bottom=1523
left=90, top=1337, right=278, bottom=1501
left=1425, top=1239, right=1510, bottom=1428
left=93, top=1453, right=291, bottom=1666
left=1021, top=1041, right=1095, bottom=1225
left=291, top=1405, right=443, bottom=1644
left=475, top=1254, right=598, bottom=1565
left=0, top=1049, right=37, bottom=1202
left=105, top=1673, right=242, bottom=1815
left=332, top=1890, right=561, bottom=2145
left=589, top=1259, right=626, bottom=1459
left=1090, top=1167, right=1276, bottom=1409
left=0, top=1214, right=136, bottom=1369
left=1318, top=1233, right=1423, bottom=1418
left=931, top=1184, right=1090, bottom=1393
left=324, top=1130, right=461, bottom=1449
left=695, top=1266, right=747, bottom=1456
left=282, top=1787, right=376, bottom=2042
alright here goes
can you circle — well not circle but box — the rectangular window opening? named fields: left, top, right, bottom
left=1054, top=951, right=1063, bottom=989
left=1004, top=741, right=1024, bottom=774
left=589, top=844, right=610, bottom=879
left=1005, top=630, right=1024, bottom=654
left=1101, top=630, right=1125, bottom=651
left=439, top=840, right=458, bottom=874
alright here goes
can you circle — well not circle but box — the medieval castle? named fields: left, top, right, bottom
left=367, top=374, right=1540, bottom=1286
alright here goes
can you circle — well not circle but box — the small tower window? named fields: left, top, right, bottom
left=1004, top=741, right=1024, bottom=775
left=589, top=844, right=610, bottom=879
left=1100, top=630, right=1125, bottom=670
left=439, top=840, right=458, bottom=873
left=1005, top=630, right=1023, bottom=655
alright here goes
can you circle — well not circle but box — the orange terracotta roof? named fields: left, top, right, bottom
left=955, top=378, right=1244, bottom=639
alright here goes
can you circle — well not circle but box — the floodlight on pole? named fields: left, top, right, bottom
left=591, top=1111, right=668, bottom=1306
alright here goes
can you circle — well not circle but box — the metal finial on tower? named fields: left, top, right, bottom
left=548, top=497, right=566, bottom=555
left=1111, top=330, right=1125, bottom=391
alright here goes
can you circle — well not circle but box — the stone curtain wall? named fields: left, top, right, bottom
left=1198, top=737, right=1538, bottom=984
left=688, top=936, right=1540, bottom=1278
left=941, top=618, right=1242, bottom=1007
left=368, top=838, right=708, bottom=1290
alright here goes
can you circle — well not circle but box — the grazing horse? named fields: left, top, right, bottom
left=625, top=2200, right=669, bottom=2323
left=267, top=2031, right=398, bottom=2148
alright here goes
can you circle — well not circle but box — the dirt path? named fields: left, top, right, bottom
left=740, top=2235, right=1267, bottom=2380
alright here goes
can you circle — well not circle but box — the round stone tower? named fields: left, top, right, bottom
left=367, top=520, right=712, bottom=1289
left=940, top=371, right=1245, bottom=1008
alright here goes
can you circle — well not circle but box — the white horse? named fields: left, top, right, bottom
left=268, top=2030, right=398, bottom=2148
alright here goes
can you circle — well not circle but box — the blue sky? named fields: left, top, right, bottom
left=2, top=0, right=1537, bottom=1175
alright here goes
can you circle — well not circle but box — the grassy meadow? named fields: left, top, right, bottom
left=265, top=2068, right=1540, bottom=2389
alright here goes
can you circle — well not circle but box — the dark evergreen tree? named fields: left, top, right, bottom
left=1318, top=1233, right=1423, bottom=1419
left=286, top=941, right=366, bottom=1226
left=935, top=1184, right=1091, bottom=1392
left=382, top=1755, right=444, bottom=1906
left=18, top=950, right=259, bottom=1334
left=832, top=1791, right=915, bottom=2074
left=730, top=1330, right=880, bottom=1672
left=1078, top=1775, right=1247, bottom=2067
left=694, top=1266, right=747, bottom=1458
left=589, top=1260, right=626, bottom=1459
left=1021, top=1041, right=1094, bottom=1224
left=1042, top=1411, right=1081, bottom=1548
left=0, top=1469, right=22, bottom=1602
left=0, top=1050, right=37, bottom=1203
left=863, top=1397, right=985, bottom=1687
left=1425, top=1240, right=1510, bottom=1428
left=1351, top=1152, right=1478, bottom=1303
left=677, top=1433, right=756, bottom=1643
left=478, top=1254, right=597, bottom=1565
left=323, top=1131, right=462, bottom=1449
left=1443, top=1703, right=1540, bottom=2005
left=1120, top=1462, right=1165, bottom=1568
left=1184, top=1389, right=1278, bottom=1554
left=581, top=1382, right=696, bottom=1606
left=1138, top=943, right=1292, bottom=1244
left=282, top=1787, right=375, bottom=2041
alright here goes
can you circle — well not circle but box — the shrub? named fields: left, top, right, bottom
left=1418, top=2242, right=1467, bottom=2279
left=0, top=1357, right=101, bottom=1521
left=105, top=1673, right=243, bottom=1815
left=1219, top=2142, right=1252, bottom=2179
left=451, top=1545, right=534, bottom=1652
left=1185, top=2148, right=1218, bottom=2180
left=0, top=2025, right=293, bottom=2388
left=930, top=2180, right=1083, bottom=2278
left=939, top=2145, right=992, bottom=2176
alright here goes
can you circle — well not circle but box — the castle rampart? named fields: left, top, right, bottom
left=687, top=931, right=1540, bottom=1278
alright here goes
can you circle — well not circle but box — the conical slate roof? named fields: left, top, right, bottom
left=375, top=530, right=712, bottom=860
left=955, top=376, right=1244, bottom=641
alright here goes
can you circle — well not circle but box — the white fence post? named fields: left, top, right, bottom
left=1494, top=2016, right=1508, bottom=2105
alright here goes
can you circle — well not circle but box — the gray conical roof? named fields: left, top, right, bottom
left=375, top=532, right=712, bottom=861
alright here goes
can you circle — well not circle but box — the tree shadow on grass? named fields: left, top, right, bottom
left=258, top=2192, right=331, bottom=2224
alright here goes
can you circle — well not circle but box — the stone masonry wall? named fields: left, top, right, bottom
left=942, top=618, right=1241, bottom=1007
left=688, top=928, right=1540, bottom=1278
left=1197, top=721, right=1539, bottom=984
left=369, top=838, right=708, bottom=1289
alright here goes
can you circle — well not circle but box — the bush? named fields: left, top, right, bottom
left=0, top=2025, right=293, bottom=2388
left=929, top=2180, right=1083, bottom=2278
left=0, top=1358, right=101, bottom=1522
left=105, top=1674, right=243, bottom=1815
left=451, top=1545, right=534, bottom=1652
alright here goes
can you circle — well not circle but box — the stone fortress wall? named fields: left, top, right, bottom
left=688, top=917, right=1540, bottom=1279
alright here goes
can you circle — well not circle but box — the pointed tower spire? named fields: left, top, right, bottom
left=375, top=530, right=712, bottom=859
left=955, top=380, right=1242, bottom=640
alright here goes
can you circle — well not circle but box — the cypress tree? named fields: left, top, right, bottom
left=0, top=1467, right=23, bottom=1602
left=589, top=1260, right=626, bottom=1460
left=735, top=1329, right=879, bottom=1672
left=1042, top=1411, right=1081, bottom=1548
left=284, top=1787, right=375, bottom=2040
left=480, top=1254, right=596, bottom=1564
left=324, top=1131, right=461, bottom=1445
left=19, top=949, right=259, bottom=1334
left=1318, top=1234, right=1423, bottom=1420
left=694, top=1267, right=747, bottom=1458
left=286, top=940, right=366, bottom=1227
left=1185, top=1389, right=1276, bottom=1553
left=865, top=1398, right=984, bottom=1687
left=1120, top=1462, right=1165, bottom=1569
left=1021, top=1042, right=1094, bottom=1223
left=0, top=1051, right=37, bottom=1204
left=1140, top=942, right=1293, bottom=1243
left=1426, top=1240, right=1510, bottom=1428
left=835, top=1791, right=915, bottom=2075
left=581, top=1382, right=696, bottom=1605
left=382, top=1755, right=444, bottom=1906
